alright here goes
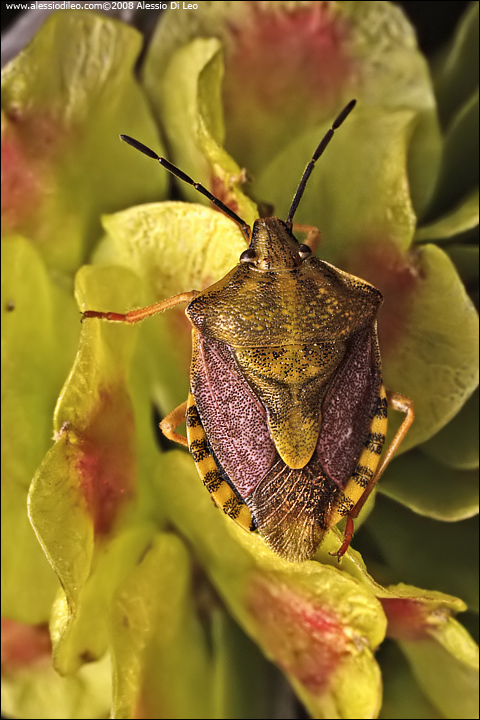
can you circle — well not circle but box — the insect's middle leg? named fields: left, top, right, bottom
left=159, top=401, right=188, bottom=447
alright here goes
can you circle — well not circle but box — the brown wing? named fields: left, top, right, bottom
left=190, top=330, right=276, bottom=498
left=316, top=326, right=383, bottom=488
left=246, top=454, right=353, bottom=562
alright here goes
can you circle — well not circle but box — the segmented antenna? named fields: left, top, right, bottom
left=286, top=99, right=356, bottom=227
left=120, top=134, right=251, bottom=241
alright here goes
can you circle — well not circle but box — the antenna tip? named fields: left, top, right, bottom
left=333, top=99, right=357, bottom=128
left=120, top=134, right=159, bottom=160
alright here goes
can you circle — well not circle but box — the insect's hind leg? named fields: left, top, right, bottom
left=333, top=391, right=414, bottom=558
left=373, top=392, right=415, bottom=484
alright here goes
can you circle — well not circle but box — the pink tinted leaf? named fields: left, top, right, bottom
left=1, top=11, right=165, bottom=274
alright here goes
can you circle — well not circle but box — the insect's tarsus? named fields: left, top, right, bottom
left=286, top=98, right=357, bottom=227
left=120, top=134, right=251, bottom=241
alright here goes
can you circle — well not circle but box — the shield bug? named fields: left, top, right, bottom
left=83, top=100, right=414, bottom=562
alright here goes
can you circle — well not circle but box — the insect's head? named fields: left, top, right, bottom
left=120, top=99, right=356, bottom=265
left=239, top=218, right=312, bottom=271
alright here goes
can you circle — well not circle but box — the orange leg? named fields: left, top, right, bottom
left=349, top=391, right=415, bottom=520
left=159, top=401, right=189, bottom=448
left=82, top=290, right=199, bottom=324
left=335, top=391, right=415, bottom=558
left=292, top=223, right=322, bottom=253
left=83, top=291, right=195, bottom=447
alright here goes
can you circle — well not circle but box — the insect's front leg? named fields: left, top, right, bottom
left=292, top=223, right=322, bottom=253
left=82, top=290, right=199, bottom=324
left=83, top=290, right=197, bottom=447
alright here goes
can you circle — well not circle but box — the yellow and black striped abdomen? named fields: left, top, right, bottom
left=185, top=392, right=254, bottom=532
left=327, top=384, right=388, bottom=528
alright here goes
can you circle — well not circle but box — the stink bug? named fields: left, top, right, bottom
left=83, top=100, right=414, bottom=562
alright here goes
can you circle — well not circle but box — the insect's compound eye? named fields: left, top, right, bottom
left=298, top=244, right=312, bottom=260
left=240, top=247, right=256, bottom=263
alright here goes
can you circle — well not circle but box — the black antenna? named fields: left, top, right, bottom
left=120, top=134, right=251, bottom=241
left=286, top=99, right=356, bottom=227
